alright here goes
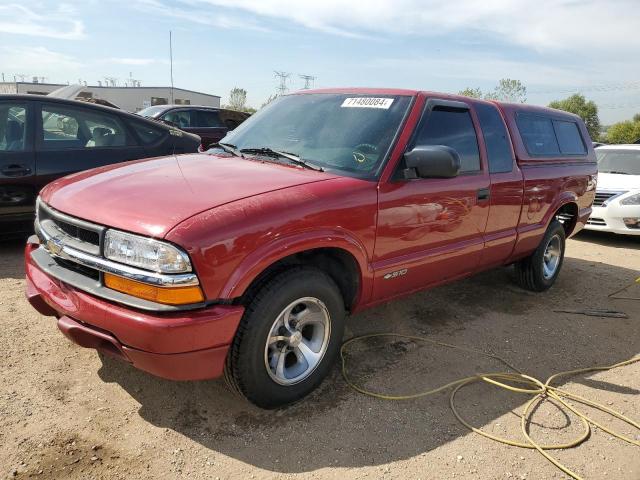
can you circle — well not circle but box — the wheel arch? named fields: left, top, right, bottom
left=548, top=195, right=579, bottom=238
left=221, top=231, right=371, bottom=311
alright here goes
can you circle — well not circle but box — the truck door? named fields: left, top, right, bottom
left=474, top=102, right=524, bottom=268
left=0, top=99, right=36, bottom=225
left=373, top=99, right=490, bottom=300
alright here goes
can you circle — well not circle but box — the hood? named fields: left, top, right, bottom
left=597, top=172, right=640, bottom=191
left=41, top=154, right=338, bottom=237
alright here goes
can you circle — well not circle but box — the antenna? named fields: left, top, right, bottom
left=274, top=71, right=291, bottom=95
left=169, top=31, right=175, bottom=103
left=127, top=72, right=141, bottom=87
left=299, top=74, right=316, bottom=89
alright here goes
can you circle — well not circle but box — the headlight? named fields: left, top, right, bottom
left=104, top=230, right=192, bottom=273
left=620, top=193, right=640, bottom=206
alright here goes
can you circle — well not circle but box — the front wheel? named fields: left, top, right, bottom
left=514, top=219, right=566, bottom=292
left=224, top=267, right=346, bottom=408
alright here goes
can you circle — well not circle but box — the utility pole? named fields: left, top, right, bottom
left=299, top=74, right=316, bottom=89
left=274, top=71, right=291, bottom=95
left=169, top=31, right=175, bottom=104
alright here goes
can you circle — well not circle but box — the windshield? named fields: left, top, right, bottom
left=136, top=106, right=166, bottom=118
left=596, top=149, right=640, bottom=175
left=220, top=93, right=412, bottom=178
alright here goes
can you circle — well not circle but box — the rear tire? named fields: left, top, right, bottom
left=514, top=219, right=566, bottom=292
left=225, top=267, right=346, bottom=409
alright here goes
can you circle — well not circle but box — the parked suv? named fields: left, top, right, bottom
left=585, top=144, right=640, bottom=235
left=137, top=105, right=250, bottom=150
left=0, top=95, right=201, bottom=237
left=25, top=89, right=596, bottom=408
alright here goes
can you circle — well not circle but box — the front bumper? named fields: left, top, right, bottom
left=585, top=204, right=640, bottom=236
left=25, top=239, right=245, bottom=380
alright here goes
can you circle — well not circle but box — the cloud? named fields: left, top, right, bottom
left=135, top=0, right=271, bottom=32
left=0, top=3, right=85, bottom=40
left=0, top=46, right=81, bottom=75
left=364, top=55, right=598, bottom=88
left=107, top=57, right=169, bottom=66
left=182, top=0, right=639, bottom=52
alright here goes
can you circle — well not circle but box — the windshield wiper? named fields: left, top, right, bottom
left=218, top=142, right=244, bottom=158
left=240, top=147, right=324, bottom=172
left=600, top=170, right=630, bottom=175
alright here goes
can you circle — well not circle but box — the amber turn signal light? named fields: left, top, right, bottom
left=104, top=273, right=205, bottom=305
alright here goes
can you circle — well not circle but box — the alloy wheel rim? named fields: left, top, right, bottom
left=542, top=234, right=562, bottom=279
left=264, top=297, right=331, bottom=386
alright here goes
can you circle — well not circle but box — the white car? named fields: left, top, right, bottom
left=586, top=145, right=640, bottom=235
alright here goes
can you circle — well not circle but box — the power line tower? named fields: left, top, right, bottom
left=274, top=71, right=291, bottom=95
left=299, top=74, right=316, bottom=89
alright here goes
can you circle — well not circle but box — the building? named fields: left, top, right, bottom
left=0, top=81, right=221, bottom=112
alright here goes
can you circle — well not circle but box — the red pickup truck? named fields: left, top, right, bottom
left=25, top=88, right=596, bottom=408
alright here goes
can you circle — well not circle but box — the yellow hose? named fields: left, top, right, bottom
left=340, top=333, right=640, bottom=480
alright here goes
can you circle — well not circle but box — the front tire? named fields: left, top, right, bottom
left=514, top=219, right=566, bottom=292
left=225, top=267, right=346, bottom=409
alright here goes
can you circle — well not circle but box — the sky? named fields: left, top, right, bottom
left=1, top=0, right=639, bottom=124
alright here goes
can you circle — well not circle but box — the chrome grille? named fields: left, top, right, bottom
left=593, top=190, right=626, bottom=207
left=37, top=200, right=104, bottom=256
left=55, top=220, right=100, bottom=246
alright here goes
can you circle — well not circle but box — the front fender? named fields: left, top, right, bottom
left=220, top=228, right=373, bottom=305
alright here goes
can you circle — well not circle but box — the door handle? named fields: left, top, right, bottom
left=1, top=164, right=32, bottom=177
left=477, top=188, right=490, bottom=201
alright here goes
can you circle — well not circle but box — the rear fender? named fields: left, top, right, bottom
left=545, top=190, right=579, bottom=228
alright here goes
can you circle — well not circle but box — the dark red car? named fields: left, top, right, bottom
left=137, top=105, right=250, bottom=150
left=25, top=89, right=596, bottom=408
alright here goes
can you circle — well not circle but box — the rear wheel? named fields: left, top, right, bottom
left=225, top=267, right=345, bottom=408
left=514, top=219, right=566, bottom=292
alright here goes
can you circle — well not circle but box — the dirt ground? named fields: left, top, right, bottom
left=1, top=230, right=639, bottom=480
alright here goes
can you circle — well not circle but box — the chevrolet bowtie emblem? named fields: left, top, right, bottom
left=46, top=237, right=64, bottom=256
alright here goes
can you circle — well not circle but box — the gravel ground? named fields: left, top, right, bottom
left=1, top=230, right=639, bottom=480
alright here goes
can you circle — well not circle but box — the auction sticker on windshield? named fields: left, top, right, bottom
left=341, top=97, right=394, bottom=109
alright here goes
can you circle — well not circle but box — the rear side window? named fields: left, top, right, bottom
left=553, top=120, right=586, bottom=154
left=41, top=104, right=128, bottom=150
left=517, top=114, right=560, bottom=156
left=517, top=114, right=587, bottom=157
left=162, top=110, right=193, bottom=128
left=131, top=121, right=166, bottom=145
left=0, top=103, right=27, bottom=152
left=415, top=108, right=481, bottom=172
left=475, top=103, right=513, bottom=173
left=197, top=110, right=223, bottom=127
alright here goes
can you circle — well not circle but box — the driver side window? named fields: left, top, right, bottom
left=414, top=108, right=481, bottom=173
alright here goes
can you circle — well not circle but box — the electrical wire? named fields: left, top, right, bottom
left=340, top=333, right=640, bottom=480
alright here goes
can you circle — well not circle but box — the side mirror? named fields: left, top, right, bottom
left=403, top=145, right=461, bottom=179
